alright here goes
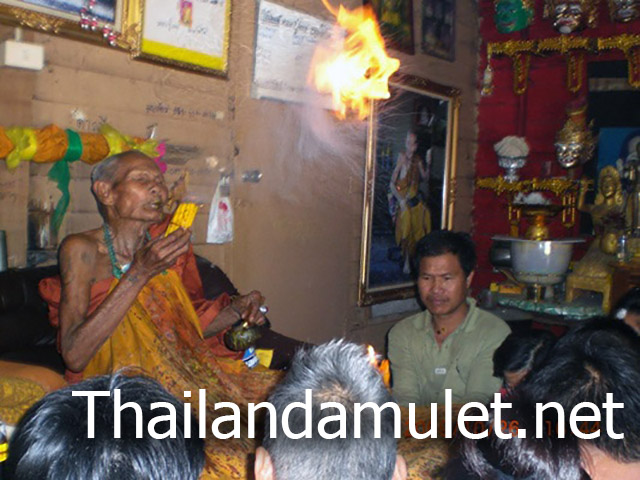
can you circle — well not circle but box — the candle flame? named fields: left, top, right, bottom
left=367, top=345, right=377, bottom=366
left=366, top=345, right=390, bottom=388
left=309, top=0, right=400, bottom=120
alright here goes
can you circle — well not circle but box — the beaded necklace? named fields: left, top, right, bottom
left=102, top=224, right=150, bottom=279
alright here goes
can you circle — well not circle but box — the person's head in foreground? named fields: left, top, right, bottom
left=413, top=230, right=476, bottom=320
left=520, top=318, right=640, bottom=479
left=255, top=340, right=407, bottom=480
left=613, top=286, right=640, bottom=334
left=5, top=371, right=204, bottom=480
left=493, top=329, right=556, bottom=393
left=447, top=397, right=589, bottom=479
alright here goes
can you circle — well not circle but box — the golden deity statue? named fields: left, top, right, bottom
left=566, top=166, right=626, bottom=312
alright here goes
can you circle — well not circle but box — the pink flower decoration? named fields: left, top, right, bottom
left=153, top=141, right=167, bottom=173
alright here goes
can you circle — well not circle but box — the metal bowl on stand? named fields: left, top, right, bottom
left=493, top=235, right=584, bottom=301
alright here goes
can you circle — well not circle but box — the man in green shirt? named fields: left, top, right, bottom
left=388, top=231, right=510, bottom=406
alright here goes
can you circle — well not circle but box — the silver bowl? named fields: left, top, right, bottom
left=498, top=156, right=527, bottom=182
left=493, top=236, right=584, bottom=286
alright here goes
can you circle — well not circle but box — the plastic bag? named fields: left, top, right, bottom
left=206, top=177, right=233, bottom=244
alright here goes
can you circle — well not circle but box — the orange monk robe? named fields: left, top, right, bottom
left=38, top=220, right=242, bottom=384
left=38, top=224, right=282, bottom=479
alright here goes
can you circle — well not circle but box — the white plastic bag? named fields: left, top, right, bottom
left=206, top=177, right=233, bottom=244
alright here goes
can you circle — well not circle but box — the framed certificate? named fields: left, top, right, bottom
left=129, top=0, right=231, bottom=75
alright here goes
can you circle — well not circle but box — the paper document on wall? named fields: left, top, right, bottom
left=252, top=0, right=339, bottom=108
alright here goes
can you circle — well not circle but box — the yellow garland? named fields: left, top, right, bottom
left=4, top=127, right=38, bottom=169
left=0, top=124, right=160, bottom=170
left=100, top=124, right=159, bottom=158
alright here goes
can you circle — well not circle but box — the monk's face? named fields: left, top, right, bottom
left=108, top=153, right=168, bottom=223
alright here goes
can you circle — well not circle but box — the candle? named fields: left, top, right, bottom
left=367, top=345, right=391, bottom=388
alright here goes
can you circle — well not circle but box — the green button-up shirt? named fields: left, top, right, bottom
left=388, top=298, right=511, bottom=406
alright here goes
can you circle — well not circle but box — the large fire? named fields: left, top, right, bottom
left=309, top=0, right=400, bottom=120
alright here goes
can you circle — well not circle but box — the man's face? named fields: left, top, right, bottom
left=109, top=154, right=168, bottom=222
left=418, top=253, right=473, bottom=319
left=553, top=2, right=585, bottom=33
left=495, top=0, right=533, bottom=33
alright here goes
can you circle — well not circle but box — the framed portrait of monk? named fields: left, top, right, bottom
left=358, top=74, right=459, bottom=306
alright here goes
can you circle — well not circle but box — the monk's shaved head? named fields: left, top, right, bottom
left=90, top=151, right=151, bottom=188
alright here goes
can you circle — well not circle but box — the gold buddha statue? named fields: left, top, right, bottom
left=566, top=166, right=626, bottom=312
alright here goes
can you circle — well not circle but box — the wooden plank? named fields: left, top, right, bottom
left=0, top=163, right=29, bottom=267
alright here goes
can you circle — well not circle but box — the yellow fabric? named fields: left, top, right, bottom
left=0, top=377, right=46, bottom=425
left=255, top=349, right=274, bottom=368
left=4, top=127, right=37, bottom=169
left=82, top=270, right=282, bottom=479
left=99, top=124, right=159, bottom=158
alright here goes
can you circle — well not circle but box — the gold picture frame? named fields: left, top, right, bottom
left=124, top=0, right=231, bottom=76
left=0, top=0, right=125, bottom=43
left=358, top=74, right=460, bottom=306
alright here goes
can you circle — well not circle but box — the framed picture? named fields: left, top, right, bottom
left=421, top=0, right=455, bottom=61
left=126, top=0, right=231, bottom=75
left=0, top=0, right=123, bottom=39
left=358, top=74, right=460, bottom=306
left=368, top=0, right=414, bottom=54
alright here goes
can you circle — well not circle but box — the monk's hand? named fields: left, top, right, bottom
left=130, top=228, right=191, bottom=280
left=231, top=291, right=266, bottom=327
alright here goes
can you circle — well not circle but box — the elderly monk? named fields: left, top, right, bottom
left=39, top=151, right=283, bottom=479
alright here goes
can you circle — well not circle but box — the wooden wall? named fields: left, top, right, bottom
left=0, top=0, right=480, bottom=349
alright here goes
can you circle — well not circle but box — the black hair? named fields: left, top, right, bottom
left=519, top=318, right=640, bottom=462
left=493, top=330, right=556, bottom=379
left=5, top=371, right=204, bottom=480
left=413, top=230, right=477, bottom=277
left=444, top=396, right=589, bottom=480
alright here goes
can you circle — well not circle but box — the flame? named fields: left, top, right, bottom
left=367, top=345, right=377, bottom=366
left=309, top=0, right=400, bottom=120
left=366, top=345, right=391, bottom=388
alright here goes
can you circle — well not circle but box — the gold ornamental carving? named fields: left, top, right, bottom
left=485, top=33, right=640, bottom=95
left=8, top=7, right=66, bottom=33
left=597, top=34, right=640, bottom=87
left=476, top=176, right=584, bottom=238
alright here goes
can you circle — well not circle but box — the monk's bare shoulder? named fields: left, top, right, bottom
left=59, top=231, right=101, bottom=284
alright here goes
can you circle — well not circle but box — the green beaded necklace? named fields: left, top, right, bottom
left=102, top=224, right=150, bottom=279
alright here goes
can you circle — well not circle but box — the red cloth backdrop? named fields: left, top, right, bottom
left=472, top=0, right=639, bottom=291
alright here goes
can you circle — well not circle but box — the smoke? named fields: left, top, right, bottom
left=267, top=98, right=369, bottom=205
